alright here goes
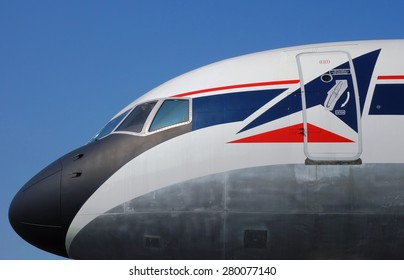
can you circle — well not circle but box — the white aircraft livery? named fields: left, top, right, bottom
left=9, top=40, right=404, bottom=259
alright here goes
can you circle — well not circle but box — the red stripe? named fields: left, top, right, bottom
left=228, top=123, right=353, bottom=144
left=377, top=75, right=404, bottom=80
left=173, top=79, right=300, bottom=97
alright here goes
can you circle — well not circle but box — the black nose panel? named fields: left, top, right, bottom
left=9, top=160, right=67, bottom=257
left=9, top=123, right=192, bottom=259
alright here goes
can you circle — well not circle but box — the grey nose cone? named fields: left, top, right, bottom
left=9, top=159, right=68, bottom=257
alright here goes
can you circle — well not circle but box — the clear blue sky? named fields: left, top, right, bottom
left=0, top=0, right=403, bottom=260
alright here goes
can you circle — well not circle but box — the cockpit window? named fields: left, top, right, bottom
left=90, top=110, right=130, bottom=142
left=149, top=99, right=189, bottom=132
left=90, top=99, right=189, bottom=142
left=116, top=101, right=157, bottom=133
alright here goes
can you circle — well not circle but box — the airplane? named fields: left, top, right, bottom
left=9, top=40, right=404, bottom=259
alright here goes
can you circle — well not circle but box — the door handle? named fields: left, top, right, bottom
left=324, top=80, right=348, bottom=111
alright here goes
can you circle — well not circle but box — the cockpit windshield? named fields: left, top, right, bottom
left=89, top=99, right=190, bottom=142
left=149, top=99, right=189, bottom=132
left=90, top=110, right=130, bottom=142
left=116, top=101, right=157, bottom=133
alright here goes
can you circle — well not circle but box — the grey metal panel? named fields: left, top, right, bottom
left=109, top=172, right=225, bottom=214
left=70, top=163, right=404, bottom=259
left=69, top=212, right=224, bottom=259
left=351, top=163, right=404, bottom=213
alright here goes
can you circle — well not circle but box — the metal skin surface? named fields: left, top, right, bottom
left=69, top=164, right=404, bottom=259
left=8, top=40, right=404, bottom=259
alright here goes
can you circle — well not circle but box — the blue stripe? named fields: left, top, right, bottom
left=369, top=84, right=404, bottom=115
left=192, top=89, right=285, bottom=131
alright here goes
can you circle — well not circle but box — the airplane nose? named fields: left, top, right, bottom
left=9, top=159, right=68, bottom=257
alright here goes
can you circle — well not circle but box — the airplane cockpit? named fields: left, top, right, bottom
left=90, top=98, right=191, bottom=142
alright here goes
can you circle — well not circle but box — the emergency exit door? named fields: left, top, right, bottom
left=296, top=51, right=362, bottom=161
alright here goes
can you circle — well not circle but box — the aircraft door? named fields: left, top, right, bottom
left=296, top=51, right=362, bottom=161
